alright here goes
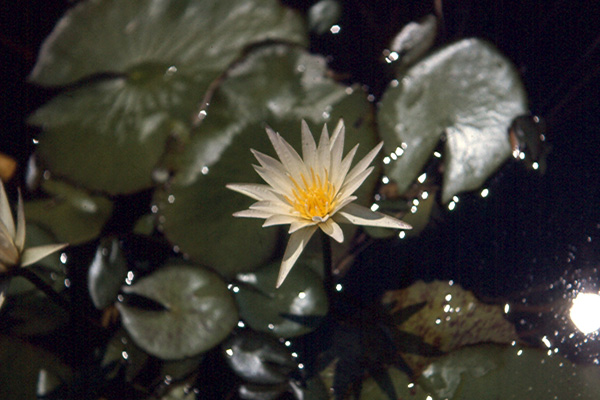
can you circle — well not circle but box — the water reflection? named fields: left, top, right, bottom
left=570, top=293, right=600, bottom=334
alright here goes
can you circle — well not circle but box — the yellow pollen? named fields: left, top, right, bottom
left=286, top=168, right=336, bottom=220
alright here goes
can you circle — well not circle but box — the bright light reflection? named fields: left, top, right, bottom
left=330, top=25, right=341, bottom=34
left=570, top=293, right=600, bottom=334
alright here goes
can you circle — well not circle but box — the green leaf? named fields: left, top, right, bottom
left=382, top=280, right=518, bottom=375
left=28, top=78, right=186, bottom=194
left=223, top=330, right=296, bottom=385
left=419, top=344, right=600, bottom=399
left=234, top=261, right=328, bottom=338
left=29, top=0, right=306, bottom=87
left=156, top=44, right=379, bottom=277
left=378, top=38, right=528, bottom=202
left=23, top=179, right=113, bottom=245
left=116, top=263, right=238, bottom=360
left=28, top=0, right=306, bottom=194
left=88, top=237, right=128, bottom=309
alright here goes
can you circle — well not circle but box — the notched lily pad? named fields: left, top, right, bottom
left=234, top=261, right=328, bottom=338
left=28, top=0, right=307, bottom=194
left=378, top=38, right=528, bottom=202
left=23, top=179, right=113, bottom=245
left=156, top=44, right=378, bottom=277
left=383, top=280, right=518, bottom=374
left=116, top=263, right=238, bottom=360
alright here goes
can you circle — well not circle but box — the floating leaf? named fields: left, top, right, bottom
left=24, top=179, right=113, bottom=245
left=235, top=261, right=328, bottom=338
left=378, top=38, right=527, bottom=202
left=88, top=237, right=128, bottom=309
left=420, top=344, right=600, bottom=399
left=156, top=44, right=378, bottom=277
left=117, top=263, right=237, bottom=360
left=383, top=280, right=518, bottom=374
left=29, top=0, right=306, bottom=87
left=29, top=0, right=307, bottom=194
left=223, top=330, right=296, bottom=385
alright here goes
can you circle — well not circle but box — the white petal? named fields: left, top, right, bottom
left=232, top=209, right=274, bottom=219
left=250, top=200, right=293, bottom=215
left=0, top=180, right=15, bottom=239
left=337, top=166, right=374, bottom=199
left=301, top=120, right=317, bottom=166
left=329, top=119, right=345, bottom=151
left=335, top=203, right=412, bottom=229
left=15, top=191, right=26, bottom=252
left=21, top=243, right=67, bottom=267
left=276, top=226, right=318, bottom=288
left=0, top=219, right=17, bottom=265
left=289, top=219, right=316, bottom=234
left=329, top=195, right=357, bottom=215
left=266, top=127, right=307, bottom=179
left=253, top=165, right=295, bottom=196
left=331, top=143, right=359, bottom=191
left=251, top=149, right=286, bottom=175
left=226, top=183, right=278, bottom=201
left=319, top=219, right=344, bottom=243
left=263, top=214, right=301, bottom=227
left=316, top=125, right=331, bottom=174
left=345, top=141, right=383, bottom=184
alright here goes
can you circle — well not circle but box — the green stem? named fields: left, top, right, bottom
left=14, top=268, right=71, bottom=312
left=321, top=231, right=333, bottom=301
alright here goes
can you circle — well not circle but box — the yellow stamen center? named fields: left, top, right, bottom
left=286, top=168, right=336, bottom=221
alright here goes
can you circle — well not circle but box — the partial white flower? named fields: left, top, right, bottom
left=0, top=180, right=67, bottom=273
left=227, top=120, right=411, bottom=287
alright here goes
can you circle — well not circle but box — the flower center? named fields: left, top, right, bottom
left=286, top=168, right=336, bottom=221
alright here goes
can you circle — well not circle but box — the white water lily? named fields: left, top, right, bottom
left=0, top=180, right=67, bottom=273
left=227, top=120, right=411, bottom=287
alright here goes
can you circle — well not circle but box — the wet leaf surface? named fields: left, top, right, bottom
left=235, top=260, right=328, bottom=338
left=117, top=263, right=238, bottom=359
left=156, top=44, right=378, bottom=277
left=378, top=38, right=527, bottom=202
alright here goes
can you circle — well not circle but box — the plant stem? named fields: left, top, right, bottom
left=321, top=231, right=333, bottom=301
left=14, top=268, right=71, bottom=312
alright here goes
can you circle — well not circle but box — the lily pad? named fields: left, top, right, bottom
left=420, top=344, right=600, bottom=399
left=223, top=330, right=296, bottom=385
left=29, top=0, right=306, bottom=87
left=28, top=0, right=306, bottom=194
left=88, top=237, right=129, bottom=309
left=382, top=280, right=518, bottom=374
left=378, top=38, right=528, bottom=202
left=24, top=179, right=113, bottom=245
left=116, top=263, right=238, bottom=360
left=234, top=261, right=328, bottom=338
left=156, top=44, right=379, bottom=277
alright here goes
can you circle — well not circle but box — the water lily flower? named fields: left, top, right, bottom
left=227, top=120, right=411, bottom=287
left=0, top=180, right=67, bottom=273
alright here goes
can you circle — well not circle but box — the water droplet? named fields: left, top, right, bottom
left=60, top=253, right=68, bottom=264
left=167, top=194, right=175, bottom=204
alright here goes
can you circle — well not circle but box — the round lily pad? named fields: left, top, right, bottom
left=234, top=261, right=329, bottom=338
left=23, top=179, right=113, bottom=245
left=378, top=38, right=528, bottom=202
left=29, top=0, right=306, bottom=87
left=116, top=263, right=238, bottom=360
left=156, top=44, right=379, bottom=277
left=28, top=0, right=307, bottom=194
